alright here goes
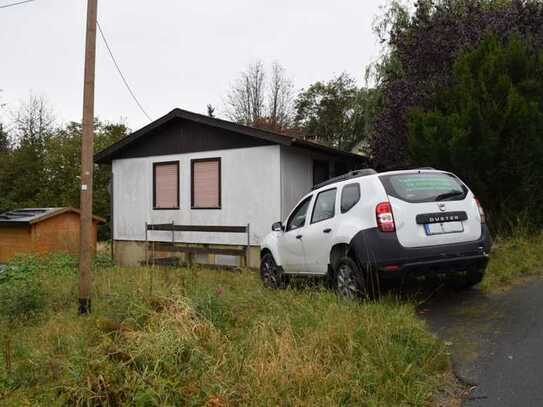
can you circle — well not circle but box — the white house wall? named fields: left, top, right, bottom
left=280, top=146, right=314, bottom=220
left=112, top=145, right=281, bottom=246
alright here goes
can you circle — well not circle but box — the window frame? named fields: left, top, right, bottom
left=286, top=195, right=313, bottom=232
left=340, top=183, right=361, bottom=214
left=153, top=161, right=180, bottom=210
left=310, top=188, right=337, bottom=224
left=191, top=157, right=222, bottom=210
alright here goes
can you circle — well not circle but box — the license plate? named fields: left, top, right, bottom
left=424, top=221, right=464, bottom=235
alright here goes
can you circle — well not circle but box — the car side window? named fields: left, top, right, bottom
left=341, top=183, right=361, bottom=213
left=311, top=188, right=337, bottom=224
left=286, top=196, right=312, bottom=232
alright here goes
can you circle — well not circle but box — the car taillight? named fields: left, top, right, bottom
left=475, top=198, right=486, bottom=224
left=376, top=202, right=396, bottom=232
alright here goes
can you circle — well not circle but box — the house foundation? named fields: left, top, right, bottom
left=113, top=240, right=261, bottom=269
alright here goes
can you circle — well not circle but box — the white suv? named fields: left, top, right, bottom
left=260, top=168, right=492, bottom=297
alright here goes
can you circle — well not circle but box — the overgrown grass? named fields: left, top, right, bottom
left=0, top=255, right=452, bottom=406
left=2, top=230, right=542, bottom=405
left=482, top=232, right=543, bottom=291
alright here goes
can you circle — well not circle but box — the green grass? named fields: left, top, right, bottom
left=482, top=232, right=543, bottom=291
left=2, top=231, right=542, bottom=405
left=0, top=255, right=452, bottom=406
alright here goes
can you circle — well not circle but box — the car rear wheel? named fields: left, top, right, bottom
left=260, top=253, right=286, bottom=289
left=336, top=258, right=360, bottom=299
left=335, top=257, right=381, bottom=299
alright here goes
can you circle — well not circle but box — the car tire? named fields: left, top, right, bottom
left=335, top=257, right=380, bottom=299
left=260, top=253, right=287, bottom=289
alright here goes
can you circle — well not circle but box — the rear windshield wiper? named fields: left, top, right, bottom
left=435, top=190, right=465, bottom=201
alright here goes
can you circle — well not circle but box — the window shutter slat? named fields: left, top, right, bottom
left=193, top=160, right=220, bottom=208
left=155, top=163, right=178, bottom=208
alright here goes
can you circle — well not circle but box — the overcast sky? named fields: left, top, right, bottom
left=0, top=0, right=387, bottom=131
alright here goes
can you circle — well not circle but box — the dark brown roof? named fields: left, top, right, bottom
left=94, top=108, right=367, bottom=164
left=0, top=208, right=106, bottom=227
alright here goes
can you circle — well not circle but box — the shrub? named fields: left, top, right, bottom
left=0, top=254, right=78, bottom=321
left=408, top=34, right=543, bottom=231
left=371, top=0, right=543, bottom=169
left=0, top=274, right=46, bottom=322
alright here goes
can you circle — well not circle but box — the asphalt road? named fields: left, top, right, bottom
left=420, top=279, right=543, bottom=406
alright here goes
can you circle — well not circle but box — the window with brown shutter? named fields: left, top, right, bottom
left=191, top=158, right=221, bottom=209
left=153, top=161, right=179, bottom=209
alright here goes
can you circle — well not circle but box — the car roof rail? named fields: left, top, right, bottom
left=312, top=168, right=377, bottom=190
left=381, top=164, right=437, bottom=172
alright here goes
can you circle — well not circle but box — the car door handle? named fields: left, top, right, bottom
left=296, top=234, right=303, bottom=239
left=323, top=228, right=332, bottom=234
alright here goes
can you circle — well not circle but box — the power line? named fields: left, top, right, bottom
left=0, top=0, right=36, bottom=9
left=1, top=0, right=153, bottom=123
left=97, top=20, right=152, bottom=122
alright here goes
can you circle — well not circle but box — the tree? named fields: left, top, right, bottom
left=268, top=62, right=294, bottom=130
left=225, top=61, right=294, bottom=131
left=0, top=94, right=127, bottom=238
left=12, top=95, right=54, bottom=145
left=226, top=61, right=266, bottom=126
left=207, top=104, right=215, bottom=118
left=369, top=0, right=543, bottom=168
left=0, top=123, right=9, bottom=153
left=0, top=123, right=12, bottom=212
left=408, top=34, right=543, bottom=229
left=38, top=120, right=127, bottom=239
left=2, top=95, right=54, bottom=209
left=293, top=73, right=374, bottom=151
left=93, top=122, right=128, bottom=239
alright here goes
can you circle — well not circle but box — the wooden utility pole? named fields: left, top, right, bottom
left=79, top=0, right=98, bottom=315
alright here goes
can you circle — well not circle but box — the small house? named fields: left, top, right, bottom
left=95, top=108, right=367, bottom=268
left=0, top=208, right=105, bottom=263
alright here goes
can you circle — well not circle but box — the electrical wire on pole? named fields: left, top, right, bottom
left=97, top=20, right=152, bottom=122
left=0, top=0, right=35, bottom=9
left=1, top=0, right=152, bottom=124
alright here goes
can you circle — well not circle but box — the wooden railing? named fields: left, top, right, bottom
left=144, top=222, right=251, bottom=268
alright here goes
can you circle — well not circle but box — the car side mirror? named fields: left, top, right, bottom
left=272, top=221, right=283, bottom=232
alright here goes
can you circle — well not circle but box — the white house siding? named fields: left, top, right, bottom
left=280, top=146, right=314, bottom=220
left=112, top=145, right=281, bottom=247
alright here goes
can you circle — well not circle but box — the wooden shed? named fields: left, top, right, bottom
left=0, top=208, right=105, bottom=263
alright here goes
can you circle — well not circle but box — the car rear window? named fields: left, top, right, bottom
left=379, top=172, right=468, bottom=203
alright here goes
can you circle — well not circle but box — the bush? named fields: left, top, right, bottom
left=0, top=254, right=77, bottom=321
left=0, top=274, right=46, bottom=322
left=408, top=34, right=543, bottom=231
left=370, top=0, right=543, bottom=169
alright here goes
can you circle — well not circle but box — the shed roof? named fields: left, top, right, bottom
left=0, top=208, right=106, bottom=227
left=94, top=108, right=368, bottom=164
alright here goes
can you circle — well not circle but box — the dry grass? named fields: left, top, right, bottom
left=0, top=256, right=454, bottom=406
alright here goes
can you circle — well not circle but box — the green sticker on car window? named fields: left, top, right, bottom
left=395, top=176, right=459, bottom=192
